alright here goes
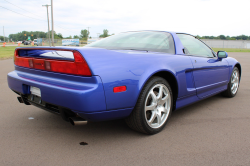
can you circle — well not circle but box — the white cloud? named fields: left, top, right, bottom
left=1, top=0, right=250, bottom=38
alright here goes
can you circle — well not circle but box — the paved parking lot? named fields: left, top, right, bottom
left=0, top=53, right=250, bottom=166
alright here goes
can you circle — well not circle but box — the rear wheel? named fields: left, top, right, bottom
left=125, top=77, right=173, bottom=134
left=222, top=67, right=240, bottom=97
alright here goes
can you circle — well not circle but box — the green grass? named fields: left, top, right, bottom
left=212, top=48, right=250, bottom=52
left=0, top=45, right=36, bottom=59
left=0, top=46, right=18, bottom=59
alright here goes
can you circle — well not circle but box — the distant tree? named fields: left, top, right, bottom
left=80, top=29, right=89, bottom=39
left=57, top=33, right=63, bottom=38
left=99, top=29, right=109, bottom=38
left=73, top=35, right=79, bottom=39
left=8, top=31, right=63, bottom=41
left=218, top=35, right=226, bottom=40
left=240, top=35, right=248, bottom=40
left=0, top=36, right=6, bottom=41
left=64, top=35, right=72, bottom=39
left=55, top=33, right=63, bottom=39
left=197, top=34, right=250, bottom=40
left=195, top=35, right=201, bottom=39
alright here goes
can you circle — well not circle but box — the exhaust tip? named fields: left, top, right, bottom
left=17, top=97, right=24, bottom=103
left=69, top=117, right=88, bottom=126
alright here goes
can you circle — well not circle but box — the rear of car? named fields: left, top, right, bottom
left=34, top=39, right=37, bottom=46
left=7, top=47, right=107, bottom=122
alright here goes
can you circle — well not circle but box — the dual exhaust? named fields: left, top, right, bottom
left=17, top=96, right=30, bottom=105
left=17, top=96, right=87, bottom=126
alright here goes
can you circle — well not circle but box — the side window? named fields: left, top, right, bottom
left=177, top=34, right=214, bottom=58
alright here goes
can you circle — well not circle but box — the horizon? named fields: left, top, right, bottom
left=1, top=0, right=250, bottom=38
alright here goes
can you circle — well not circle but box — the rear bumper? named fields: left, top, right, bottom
left=8, top=70, right=106, bottom=113
left=7, top=68, right=131, bottom=121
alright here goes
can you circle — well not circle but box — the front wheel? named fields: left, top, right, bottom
left=125, top=77, right=173, bottom=134
left=222, top=67, right=240, bottom=97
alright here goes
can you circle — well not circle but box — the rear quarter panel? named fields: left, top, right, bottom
left=78, top=48, right=194, bottom=110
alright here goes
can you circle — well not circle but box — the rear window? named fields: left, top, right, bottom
left=87, top=31, right=175, bottom=54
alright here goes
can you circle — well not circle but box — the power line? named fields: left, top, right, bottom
left=2, top=0, right=76, bottom=32
left=0, top=5, right=72, bottom=31
left=3, top=0, right=43, bottom=18
left=0, top=5, right=81, bottom=36
left=0, top=6, right=46, bottom=22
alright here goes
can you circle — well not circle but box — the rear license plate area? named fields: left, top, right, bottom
left=30, top=86, right=41, bottom=97
left=27, top=94, right=45, bottom=106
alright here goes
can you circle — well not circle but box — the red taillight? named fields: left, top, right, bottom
left=14, top=49, right=92, bottom=76
left=113, top=86, right=127, bottom=93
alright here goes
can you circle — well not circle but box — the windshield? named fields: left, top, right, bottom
left=87, top=31, right=175, bottom=54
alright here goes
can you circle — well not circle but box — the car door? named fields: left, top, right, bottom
left=177, top=34, right=230, bottom=99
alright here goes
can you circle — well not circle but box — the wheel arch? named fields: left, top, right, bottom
left=235, top=63, right=242, bottom=80
left=138, top=70, right=179, bottom=110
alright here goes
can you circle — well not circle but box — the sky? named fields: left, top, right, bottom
left=0, top=0, right=249, bottom=38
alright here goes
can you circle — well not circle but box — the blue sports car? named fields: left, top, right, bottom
left=7, top=31, right=241, bottom=134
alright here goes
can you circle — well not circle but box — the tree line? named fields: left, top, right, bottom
left=7, top=29, right=112, bottom=41
left=196, top=35, right=250, bottom=40
left=0, top=35, right=9, bottom=41
left=8, top=31, right=63, bottom=41
left=66, top=29, right=112, bottom=40
left=12, top=30, right=250, bottom=41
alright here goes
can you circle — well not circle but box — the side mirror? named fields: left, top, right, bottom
left=217, top=51, right=228, bottom=59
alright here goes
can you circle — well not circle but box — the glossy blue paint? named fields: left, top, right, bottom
left=170, top=32, right=185, bottom=55
left=189, top=56, right=229, bottom=98
left=7, top=31, right=241, bottom=121
left=8, top=67, right=107, bottom=113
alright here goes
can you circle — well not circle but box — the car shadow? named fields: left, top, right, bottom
left=30, top=93, right=228, bottom=141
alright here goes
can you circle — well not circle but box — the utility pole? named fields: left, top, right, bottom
left=42, top=4, right=51, bottom=47
left=97, top=33, right=100, bottom=38
left=3, top=26, right=5, bottom=42
left=87, top=27, right=90, bottom=42
left=51, top=0, right=54, bottom=46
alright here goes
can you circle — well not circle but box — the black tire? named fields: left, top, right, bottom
left=222, top=67, right=240, bottom=98
left=125, top=76, right=173, bottom=134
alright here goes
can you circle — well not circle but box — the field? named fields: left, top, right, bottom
left=1, top=46, right=250, bottom=60
left=0, top=46, right=36, bottom=59
left=0, top=46, right=21, bottom=59
left=212, top=48, right=250, bottom=52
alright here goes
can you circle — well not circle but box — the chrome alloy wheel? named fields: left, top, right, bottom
left=231, top=70, right=239, bottom=95
left=144, top=84, right=171, bottom=129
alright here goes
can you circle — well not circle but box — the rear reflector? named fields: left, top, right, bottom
left=113, top=86, right=127, bottom=93
left=14, top=49, right=92, bottom=76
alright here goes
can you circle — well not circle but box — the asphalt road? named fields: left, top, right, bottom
left=0, top=53, right=250, bottom=166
